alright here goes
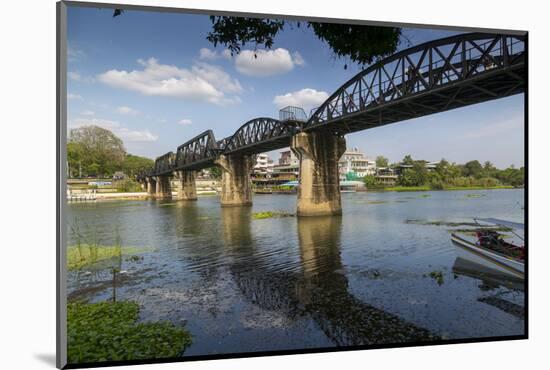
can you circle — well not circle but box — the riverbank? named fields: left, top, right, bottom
left=69, top=191, right=218, bottom=202
left=371, top=185, right=516, bottom=192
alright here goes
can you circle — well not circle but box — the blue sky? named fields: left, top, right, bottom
left=67, top=6, right=524, bottom=168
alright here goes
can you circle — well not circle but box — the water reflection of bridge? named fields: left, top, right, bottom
left=139, top=32, right=525, bottom=217
left=220, top=208, right=438, bottom=346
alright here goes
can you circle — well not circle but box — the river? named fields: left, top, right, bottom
left=67, top=188, right=525, bottom=355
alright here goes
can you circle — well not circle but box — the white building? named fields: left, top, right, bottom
left=253, top=153, right=274, bottom=174
left=338, top=147, right=376, bottom=179
left=272, top=150, right=300, bottom=176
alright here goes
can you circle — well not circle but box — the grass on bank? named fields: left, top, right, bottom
left=380, top=185, right=514, bottom=192
left=67, top=245, right=152, bottom=270
left=67, top=301, right=192, bottom=364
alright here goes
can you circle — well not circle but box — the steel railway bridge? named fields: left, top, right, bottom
left=138, top=32, right=526, bottom=216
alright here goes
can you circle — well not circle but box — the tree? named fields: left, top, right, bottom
left=411, top=161, right=428, bottom=186
left=401, top=154, right=414, bottom=165
left=463, top=160, right=483, bottom=178
left=496, top=166, right=524, bottom=187
left=67, top=141, right=85, bottom=178
left=398, top=161, right=428, bottom=186
left=69, top=125, right=126, bottom=177
left=483, top=161, right=497, bottom=178
left=207, top=166, right=222, bottom=179
left=114, top=10, right=402, bottom=68
left=398, top=168, right=416, bottom=186
left=363, top=175, right=377, bottom=187
left=121, top=154, right=154, bottom=177
left=375, top=155, right=389, bottom=168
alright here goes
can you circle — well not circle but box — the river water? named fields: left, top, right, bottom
left=67, top=189, right=525, bottom=356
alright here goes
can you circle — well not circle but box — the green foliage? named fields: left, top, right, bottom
left=207, top=17, right=285, bottom=54
left=68, top=125, right=126, bottom=178
left=67, top=301, right=192, bottom=364
left=67, top=126, right=153, bottom=179
left=462, top=160, right=483, bottom=178
left=401, top=154, right=414, bottom=165
left=363, top=175, right=377, bottom=187
left=121, top=154, right=154, bottom=177
left=206, top=16, right=401, bottom=67
left=308, top=22, right=401, bottom=66
left=67, top=245, right=150, bottom=270
left=114, top=178, right=143, bottom=193
left=496, top=166, right=524, bottom=187
left=375, top=155, right=389, bottom=168
left=398, top=162, right=428, bottom=187
left=394, top=156, right=523, bottom=190
left=252, top=211, right=294, bottom=219
left=428, top=271, right=444, bottom=285
left=207, top=166, right=222, bottom=179
left=253, top=211, right=274, bottom=219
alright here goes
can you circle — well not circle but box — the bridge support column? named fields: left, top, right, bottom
left=146, top=177, right=156, bottom=197
left=291, top=131, right=346, bottom=216
left=215, top=154, right=253, bottom=207
left=175, top=170, right=197, bottom=201
left=155, top=175, right=172, bottom=200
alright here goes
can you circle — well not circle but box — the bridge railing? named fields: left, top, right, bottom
left=308, top=34, right=525, bottom=126
left=152, top=151, right=176, bottom=175
left=174, top=130, right=221, bottom=170
left=279, top=106, right=308, bottom=122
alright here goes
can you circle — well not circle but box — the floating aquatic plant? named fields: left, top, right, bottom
left=67, top=301, right=192, bottom=363
left=252, top=211, right=294, bottom=219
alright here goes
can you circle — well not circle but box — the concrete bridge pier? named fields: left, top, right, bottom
left=215, top=154, right=254, bottom=207
left=291, top=131, right=346, bottom=216
left=175, top=170, right=197, bottom=201
left=155, top=175, right=172, bottom=200
left=146, top=177, right=157, bottom=197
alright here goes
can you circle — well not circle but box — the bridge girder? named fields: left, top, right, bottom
left=144, top=32, right=526, bottom=175
left=306, top=32, right=526, bottom=133
left=223, top=117, right=297, bottom=156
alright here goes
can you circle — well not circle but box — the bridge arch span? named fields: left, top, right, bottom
left=223, top=117, right=296, bottom=155
left=307, top=32, right=526, bottom=133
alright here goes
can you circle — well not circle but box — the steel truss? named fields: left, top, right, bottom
left=142, top=32, right=526, bottom=178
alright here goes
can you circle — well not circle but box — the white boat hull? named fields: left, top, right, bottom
left=451, top=234, right=524, bottom=279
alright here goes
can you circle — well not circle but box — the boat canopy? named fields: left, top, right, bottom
left=476, top=218, right=524, bottom=230
left=280, top=180, right=299, bottom=187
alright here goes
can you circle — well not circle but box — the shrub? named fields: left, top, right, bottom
left=114, top=179, right=143, bottom=193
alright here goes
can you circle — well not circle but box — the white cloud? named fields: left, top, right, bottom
left=199, top=48, right=232, bottom=61
left=68, top=47, right=85, bottom=62
left=199, top=48, right=217, bottom=60
left=117, top=106, right=140, bottom=115
left=81, top=110, right=95, bottom=116
left=68, top=71, right=81, bottom=81
left=98, top=58, right=242, bottom=105
left=69, top=117, right=158, bottom=142
left=273, top=88, right=329, bottom=111
left=234, top=48, right=305, bottom=76
left=292, top=51, right=305, bottom=66
left=68, top=71, right=94, bottom=83
left=222, top=49, right=232, bottom=59
left=67, top=93, right=82, bottom=100
left=178, top=119, right=192, bottom=125
left=192, top=62, right=242, bottom=94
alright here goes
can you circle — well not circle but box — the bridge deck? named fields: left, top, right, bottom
left=144, top=32, right=526, bottom=178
